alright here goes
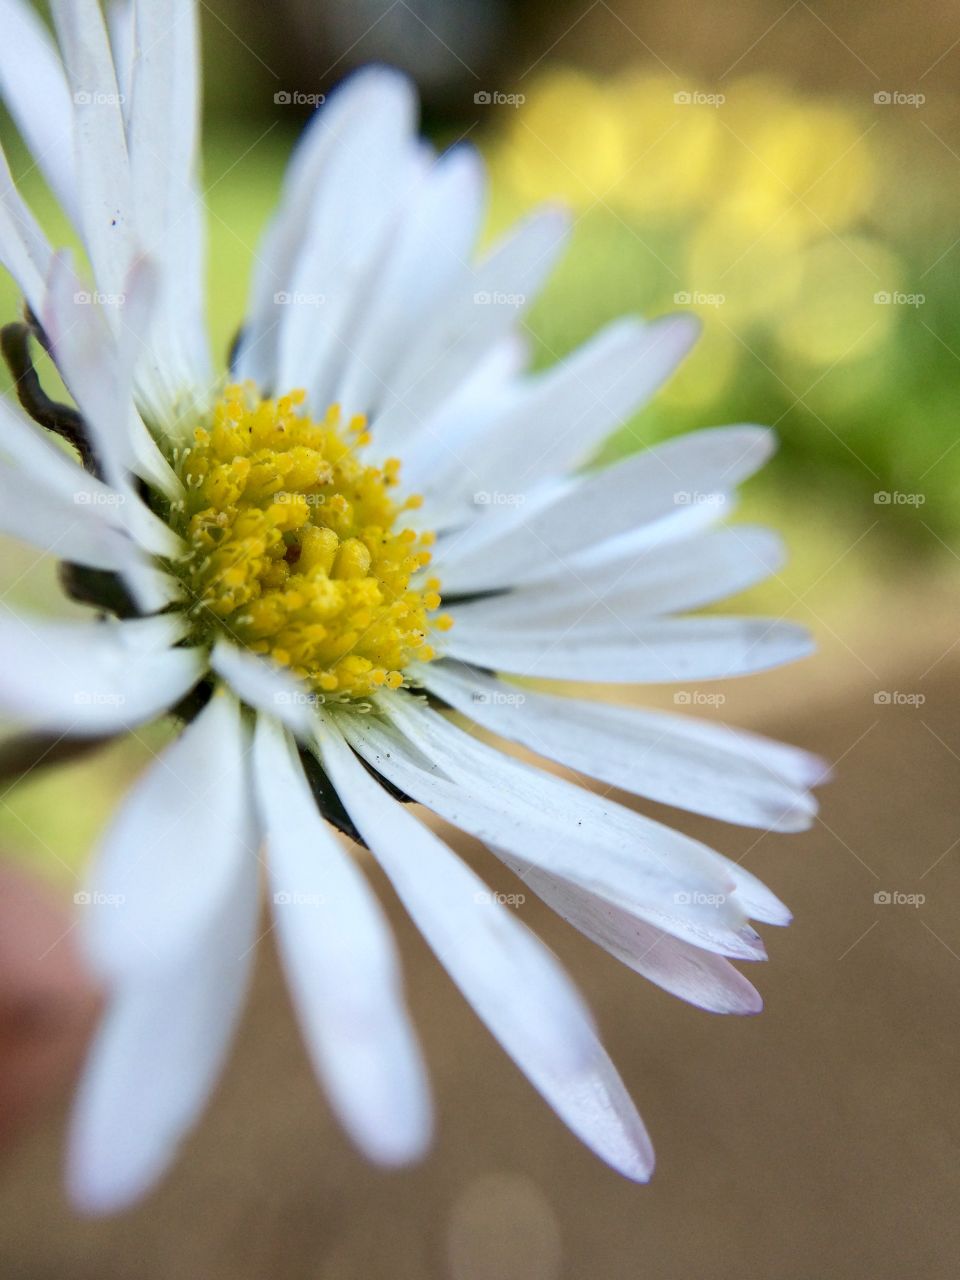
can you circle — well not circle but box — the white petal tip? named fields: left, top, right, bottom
left=660, top=309, right=703, bottom=345
left=359, top=1124, right=434, bottom=1169
left=614, top=1148, right=656, bottom=1183
left=66, top=1157, right=155, bottom=1218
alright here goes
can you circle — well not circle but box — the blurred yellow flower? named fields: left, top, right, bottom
left=487, top=62, right=898, bottom=398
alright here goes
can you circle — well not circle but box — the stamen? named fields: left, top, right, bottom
left=169, top=384, right=447, bottom=700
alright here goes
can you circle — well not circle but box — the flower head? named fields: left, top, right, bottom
left=0, top=0, right=824, bottom=1213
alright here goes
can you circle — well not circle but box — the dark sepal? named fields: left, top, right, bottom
left=0, top=321, right=100, bottom=476
left=298, top=745, right=367, bottom=845
left=169, top=676, right=215, bottom=725
left=58, top=562, right=141, bottom=619
left=0, top=729, right=117, bottom=785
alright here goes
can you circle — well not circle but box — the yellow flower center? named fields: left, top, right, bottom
left=169, top=384, right=451, bottom=700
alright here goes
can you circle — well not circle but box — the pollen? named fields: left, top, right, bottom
left=168, top=384, right=447, bottom=700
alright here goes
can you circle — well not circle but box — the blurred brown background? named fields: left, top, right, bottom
left=1, top=0, right=960, bottom=1276
left=1, top=585, right=959, bottom=1278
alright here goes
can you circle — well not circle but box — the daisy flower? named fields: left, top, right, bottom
left=0, top=0, right=824, bottom=1214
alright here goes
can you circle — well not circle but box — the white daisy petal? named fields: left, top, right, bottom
left=236, top=66, right=417, bottom=391
left=419, top=659, right=818, bottom=832
left=372, top=205, right=570, bottom=446
left=0, top=140, right=54, bottom=314
left=276, top=119, right=422, bottom=409
left=316, top=716, right=655, bottom=1182
left=0, top=611, right=203, bottom=735
left=398, top=334, right=529, bottom=520
left=635, top=712, right=831, bottom=791
left=81, top=692, right=252, bottom=983
left=433, top=425, right=774, bottom=592
left=42, top=252, right=184, bottom=524
left=0, top=455, right=145, bottom=573
left=333, top=144, right=487, bottom=421
left=67, top=818, right=259, bottom=1214
left=411, top=313, right=700, bottom=506
left=50, top=0, right=135, bottom=300
left=709, top=853, right=793, bottom=927
left=210, top=640, right=318, bottom=737
left=253, top=716, right=432, bottom=1164
left=443, top=615, right=814, bottom=684
left=0, top=0, right=79, bottom=223
left=518, top=871, right=762, bottom=1015
left=48, top=0, right=135, bottom=302
left=106, top=0, right=135, bottom=117
left=0, top=391, right=113, bottom=501
left=379, top=694, right=794, bottom=933
left=0, top=378, right=178, bottom=616
left=448, top=525, right=785, bottom=632
left=40, top=255, right=184, bottom=612
left=127, top=0, right=211, bottom=403
left=341, top=701, right=766, bottom=961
